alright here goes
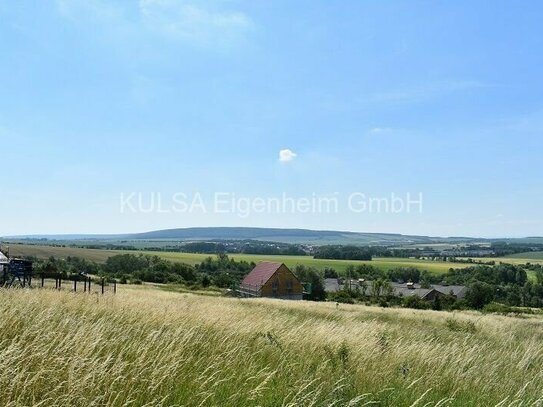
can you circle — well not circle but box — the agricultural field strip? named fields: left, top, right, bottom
left=8, top=243, right=539, bottom=275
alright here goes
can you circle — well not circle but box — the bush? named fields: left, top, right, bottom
left=403, top=295, right=430, bottom=310
left=483, top=302, right=534, bottom=315
left=329, top=291, right=355, bottom=304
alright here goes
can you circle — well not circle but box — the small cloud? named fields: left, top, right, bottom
left=139, top=0, right=254, bottom=48
left=279, top=149, right=297, bottom=162
left=369, top=127, right=392, bottom=134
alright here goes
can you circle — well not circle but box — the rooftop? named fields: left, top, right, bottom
left=241, top=262, right=283, bottom=289
left=324, top=279, right=467, bottom=299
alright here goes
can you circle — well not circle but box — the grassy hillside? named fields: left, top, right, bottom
left=1, top=287, right=542, bottom=405
left=462, top=256, right=543, bottom=266
left=509, top=251, right=543, bottom=260
left=8, top=243, right=463, bottom=274
left=8, top=244, right=120, bottom=262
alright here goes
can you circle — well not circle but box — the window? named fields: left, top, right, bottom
left=272, top=280, right=279, bottom=293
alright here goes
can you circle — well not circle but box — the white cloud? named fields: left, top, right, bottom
left=56, top=0, right=254, bottom=50
left=279, top=149, right=297, bottom=162
left=369, top=127, right=392, bottom=134
left=139, top=0, right=254, bottom=48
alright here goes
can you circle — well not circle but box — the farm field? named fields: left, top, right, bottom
left=509, top=251, right=543, bottom=260
left=459, top=255, right=543, bottom=266
left=7, top=243, right=464, bottom=274
left=1, top=286, right=542, bottom=406
left=7, top=244, right=120, bottom=263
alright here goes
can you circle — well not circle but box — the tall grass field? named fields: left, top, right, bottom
left=1, top=286, right=542, bottom=406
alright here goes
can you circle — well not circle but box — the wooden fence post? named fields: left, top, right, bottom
left=101, top=278, right=105, bottom=295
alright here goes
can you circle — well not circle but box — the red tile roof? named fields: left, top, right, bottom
left=241, top=262, right=283, bottom=289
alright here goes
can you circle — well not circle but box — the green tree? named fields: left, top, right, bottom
left=465, top=282, right=494, bottom=309
left=294, top=265, right=326, bottom=301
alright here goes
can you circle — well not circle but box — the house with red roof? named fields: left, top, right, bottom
left=239, top=262, right=303, bottom=300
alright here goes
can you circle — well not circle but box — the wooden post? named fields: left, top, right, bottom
left=88, top=277, right=91, bottom=293
left=113, top=280, right=117, bottom=294
left=58, top=274, right=62, bottom=290
left=41, top=273, right=45, bottom=288
left=101, top=278, right=105, bottom=295
left=73, top=278, right=77, bottom=292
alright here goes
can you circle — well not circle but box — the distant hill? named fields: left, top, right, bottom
left=4, top=227, right=540, bottom=246
left=106, top=227, right=478, bottom=245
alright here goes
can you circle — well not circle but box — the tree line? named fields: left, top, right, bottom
left=25, top=253, right=543, bottom=312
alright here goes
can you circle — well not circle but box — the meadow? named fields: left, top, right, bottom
left=8, top=243, right=463, bottom=275
left=509, top=251, right=543, bottom=260
left=458, top=256, right=543, bottom=267
left=1, top=286, right=542, bottom=406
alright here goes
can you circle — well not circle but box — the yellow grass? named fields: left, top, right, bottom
left=1, top=286, right=543, bottom=406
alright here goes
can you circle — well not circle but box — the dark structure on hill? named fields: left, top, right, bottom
left=239, top=262, right=304, bottom=300
left=0, top=250, right=33, bottom=288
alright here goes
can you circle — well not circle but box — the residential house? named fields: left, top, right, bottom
left=239, top=262, right=303, bottom=300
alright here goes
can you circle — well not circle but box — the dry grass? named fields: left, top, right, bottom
left=1, top=286, right=543, bottom=406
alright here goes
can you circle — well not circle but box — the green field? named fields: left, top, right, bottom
left=8, top=243, right=465, bottom=274
left=1, top=286, right=542, bottom=405
left=11, top=244, right=543, bottom=280
left=460, top=255, right=543, bottom=266
left=508, top=251, right=543, bottom=260
left=8, top=244, right=122, bottom=263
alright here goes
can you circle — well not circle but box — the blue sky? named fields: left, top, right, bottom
left=1, top=0, right=542, bottom=237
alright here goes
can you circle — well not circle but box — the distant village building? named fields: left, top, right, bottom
left=324, top=278, right=466, bottom=300
left=239, top=262, right=303, bottom=300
